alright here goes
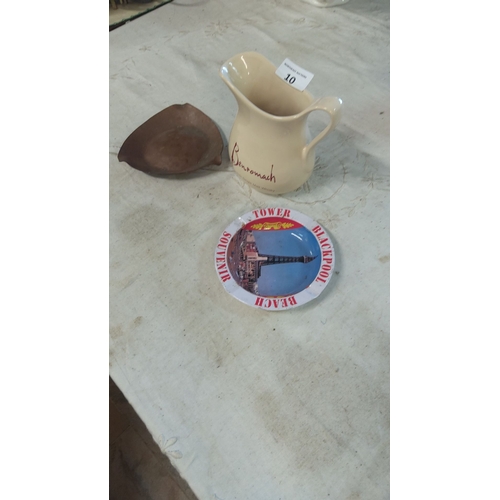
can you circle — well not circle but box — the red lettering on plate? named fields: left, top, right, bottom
left=217, top=231, right=232, bottom=251
left=311, top=225, right=334, bottom=283
left=252, top=208, right=293, bottom=220
left=312, top=225, right=325, bottom=237
left=254, top=295, right=297, bottom=308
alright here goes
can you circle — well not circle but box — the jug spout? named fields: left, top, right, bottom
left=219, top=70, right=248, bottom=116
left=220, top=52, right=314, bottom=118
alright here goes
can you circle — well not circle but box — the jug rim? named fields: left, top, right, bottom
left=219, top=51, right=316, bottom=121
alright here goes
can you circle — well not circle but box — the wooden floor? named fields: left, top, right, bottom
left=109, top=0, right=173, bottom=31
left=109, top=378, right=198, bottom=500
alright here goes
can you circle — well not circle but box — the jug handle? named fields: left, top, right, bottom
left=301, top=96, right=342, bottom=160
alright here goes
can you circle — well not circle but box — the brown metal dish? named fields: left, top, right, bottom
left=118, top=103, right=223, bottom=175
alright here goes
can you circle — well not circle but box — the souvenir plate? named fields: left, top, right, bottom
left=215, top=208, right=335, bottom=310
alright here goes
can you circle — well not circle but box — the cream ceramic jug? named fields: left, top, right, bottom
left=220, top=52, right=342, bottom=195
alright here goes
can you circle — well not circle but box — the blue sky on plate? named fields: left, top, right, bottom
left=253, top=228, right=321, bottom=296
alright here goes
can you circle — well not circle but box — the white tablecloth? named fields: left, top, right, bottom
left=110, top=0, right=389, bottom=498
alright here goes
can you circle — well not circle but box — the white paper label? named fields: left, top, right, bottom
left=275, top=58, right=314, bottom=91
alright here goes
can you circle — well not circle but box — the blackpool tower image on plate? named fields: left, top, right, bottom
left=226, top=228, right=320, bottom=297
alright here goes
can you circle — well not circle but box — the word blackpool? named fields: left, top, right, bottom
left=312, top=225, right=334, bottom=283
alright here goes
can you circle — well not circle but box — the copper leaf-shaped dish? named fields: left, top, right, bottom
left=118, top=103, right=223, bottom=175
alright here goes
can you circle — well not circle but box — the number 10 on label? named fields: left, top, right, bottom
left=275, top=58, right=314, bottom=92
